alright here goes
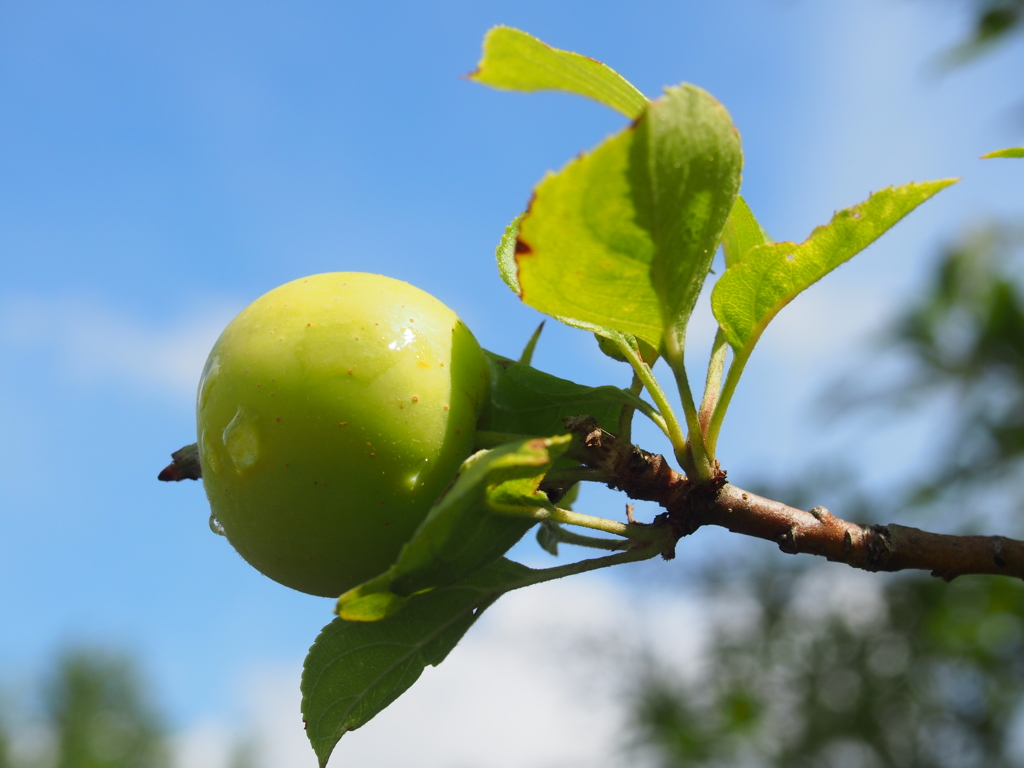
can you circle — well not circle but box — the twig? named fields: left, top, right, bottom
left=564, top=416, right=1024, bottom=581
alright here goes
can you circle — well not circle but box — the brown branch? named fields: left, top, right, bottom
left=564, top=416, right=1024, bottom=581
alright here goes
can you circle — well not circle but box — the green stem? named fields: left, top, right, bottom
left=629, top=392, right=671, bottom=440
left=618, top=374, right=643, bottom=446
left=704, top=346, right=751, bottom=458
left=613, top=337, right=688, bottom=459
left=698, top=328, right=729, bottom=435
left=473, top=430, right=538, bottom=450
left=540, top=521, right=630, bottom=551
left=509, top=541, right=663, bottom=590
left=494, top=502, right=664, bottom=541
left=662, top=328, right=712, bottom=482
left=546, top=506, right=653, bottom=538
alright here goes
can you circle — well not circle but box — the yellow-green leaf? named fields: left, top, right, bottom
left=981, top=147, right=1024, bottom=159
left=712, top=180, right=958, bottom=354
left=303, top=558, right=533, bottom=767
left=721, top=195, right=771, bottom=269
left=516, top=85, right=742, bottom=349
left=335, top=436, right=571, bottom=621
left=496, top=213, right=524, bottom=294
left=470, top=26, right=647, bottom=118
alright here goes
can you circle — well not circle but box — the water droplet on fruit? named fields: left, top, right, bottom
left=208, top=513, right=226, bottom=536
left=197, top=355, right=221, bottom=411
left=407, top=473, right=420, bottom=489
left=200, top=429, right=221, bottom=475
left=222, top=405, right=260, bottom=471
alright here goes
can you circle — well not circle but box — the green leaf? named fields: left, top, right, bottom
left=515, top=84, right=742, bottom=349
left=518, top=321, right=545, bottom=365
left=496, top=213, right=524, bottom=294
left=470, top=26, right=647, bottom=119
left=595, top=331, right=659, bottom=366
left=721, top=195, right=771, bottom=269
left=336, top=436, right=570, bottom=621
left=536, top=520, right=561, bottom=556
left=981, top=147, right=1024, bottom=159
left=479, top=351, right=641, bottom=437
left=712, top=180, right=958, bottom=355
left=302, top=558, right=534, bottom=768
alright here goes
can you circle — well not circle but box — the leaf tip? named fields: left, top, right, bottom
left=981, top=147, right=1024, bottom=159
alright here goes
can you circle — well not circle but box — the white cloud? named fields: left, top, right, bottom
left=171, top=574, right=707, bottom=768
left=170, top=720, right=239, bottom=768
left=0, top=296, right=239, bottom=400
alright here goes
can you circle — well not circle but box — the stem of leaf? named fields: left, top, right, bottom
left=704, top=346, right=751, bottom=458
left=618, top=374, right=644, bottom=446
left=698, top=328, right=729, bottom=434
left=541, top=521, right=630, bottom=551
left=613, top=337, right=688, bottom=462
left=510, top=542, right=663, bottom=590
left=662, top=328, right=713, bottom=482
left=495, top=502, right=662, bottom=541
left=631, top=396, right=671, bottom=440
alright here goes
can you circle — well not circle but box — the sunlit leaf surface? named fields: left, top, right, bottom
left=981, top=147, right=1024, bottom=159
left=712, top=180, right=957, bottom=355
left=516, top=85, right=742, bottom=348
left=470, top=26, right=647, bottom=118
left=302, top=558, right=533, bottom=768
left=721, top=195, right=771, bottom=269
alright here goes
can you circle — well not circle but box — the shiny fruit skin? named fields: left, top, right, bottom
left=196, top=273, right=489, bottom=597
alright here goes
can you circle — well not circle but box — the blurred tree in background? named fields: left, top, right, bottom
left=626, top=222, right=1024, bottom=768
left=0, top=648, right=169, bottom=768
left=0, top=711, right=12, bottom=768
left=629, top=567, right=1024, bottom=767
left=948, top=0, right=1024, bottom=63
left=44, top=650, right=168, bottom=768
left=625, top=15, right=1024, bottom=762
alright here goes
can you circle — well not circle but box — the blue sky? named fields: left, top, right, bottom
left=2, top=1, right=1022, bottom=764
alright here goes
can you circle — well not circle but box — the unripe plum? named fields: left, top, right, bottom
left=196, top=273, right=489, bottom=597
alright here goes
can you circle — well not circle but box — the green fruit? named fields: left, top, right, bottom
left=196, top=273, right=489, bottom=597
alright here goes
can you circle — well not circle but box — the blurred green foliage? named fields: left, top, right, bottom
left=630, top=569, right=1024, bottom=767
left=45, top=650, right=169, bottom=768
left=947, top=0, right=1024, bottom=63
left=627, top=8, right=1024, bottom=754
left=890, top=225, right=1024, bottom=506
left=626, top=138, right=1024, bottom=768
left=0, top=648, right=169, bottom=768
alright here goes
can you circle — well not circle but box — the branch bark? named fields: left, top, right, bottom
left=564, top=416, right=1024, bottom=581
